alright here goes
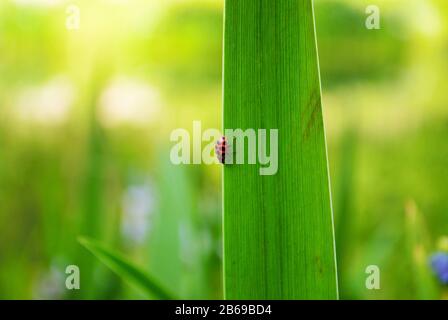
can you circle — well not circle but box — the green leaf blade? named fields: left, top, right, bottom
left=78, top=237, right=175, bottom=300
left=223, top=0, right=338, bottom=299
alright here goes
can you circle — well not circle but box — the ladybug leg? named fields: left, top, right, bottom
left=215, top=143, right=226, bottom=164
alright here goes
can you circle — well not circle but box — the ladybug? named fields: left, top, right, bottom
left=215, top=136, right=228, bottom=164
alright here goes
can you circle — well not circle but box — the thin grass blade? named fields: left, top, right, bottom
left=78, top=237, right=175, bottom=300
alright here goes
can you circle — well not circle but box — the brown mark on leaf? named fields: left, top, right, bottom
left=315, top=256, right=324, bottom=275
left=302, top=89, right=322, bottom=141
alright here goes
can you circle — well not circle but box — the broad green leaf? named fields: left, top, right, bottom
left=223, top=0, right=338, bottom=299
left=78, top=237, right=175, bottom=299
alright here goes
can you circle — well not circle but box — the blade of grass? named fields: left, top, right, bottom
left=75, top=65, right=110, bottom=299
left=404, top=200, right=439, bottom=299
left=148, top=155, right=209, bottom=298
left=223, top=0, right=338, bottom=299
left=78, top=237, right=175, bottom=299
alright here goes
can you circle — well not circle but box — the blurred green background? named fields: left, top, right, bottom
left=0, top=0, right=447, bottom=299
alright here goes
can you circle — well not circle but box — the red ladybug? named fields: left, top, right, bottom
left=215, top=136, right=228, bottom=164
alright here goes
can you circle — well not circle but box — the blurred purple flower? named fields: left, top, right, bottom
left=122, top=183, right=156, bottom=244
left=430, top=252, right=448, bottom=285
left=33, top=265, right=64, bottom=299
